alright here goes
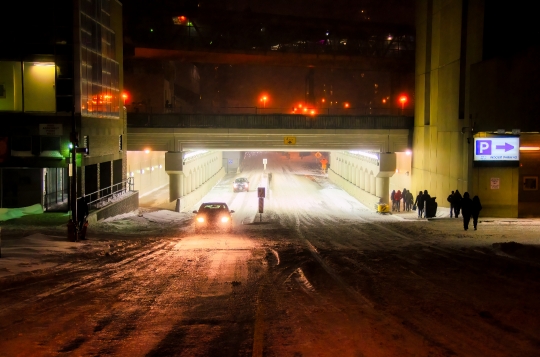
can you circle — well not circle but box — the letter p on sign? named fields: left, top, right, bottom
left=476, top=140, right=491, bottom=155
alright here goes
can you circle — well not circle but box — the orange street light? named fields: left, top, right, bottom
left=260, top=96, right=268, bottom=108
left=344, top=102, right=350, bottom=108
left=399, top=95, right=408, bottom=114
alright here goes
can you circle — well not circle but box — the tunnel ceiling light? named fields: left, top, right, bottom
left=184, top=150, right=208, bottom=160
left=520, top=146, right=540, bottom=151
left=349, top=151, right=379, bottom=160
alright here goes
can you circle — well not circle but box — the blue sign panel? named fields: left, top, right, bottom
left=474, top=137, right=520, bottom=161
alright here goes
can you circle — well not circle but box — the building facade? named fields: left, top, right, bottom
left=0, top=0, right=126, bottom=211
left=414, top=0, right=540, bottom=217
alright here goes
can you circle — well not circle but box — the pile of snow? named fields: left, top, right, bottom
left=0, top=233, right=84, bottom=277
left=0, top=204, right=44, bottom=222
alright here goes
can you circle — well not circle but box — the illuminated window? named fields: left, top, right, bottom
left=23, top=62, right=56, bottom=112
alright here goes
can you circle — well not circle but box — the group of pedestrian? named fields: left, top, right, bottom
left=390, top=188, right=414, bottom=212
left=392, top=187, right=483, bottom=231
left=448, top=190, right=483, bottom=230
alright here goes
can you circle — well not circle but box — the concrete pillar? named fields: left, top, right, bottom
left=165, top=151, right=184, bottom=202
left=360, top=169, right=365, bottom=189
left=169, top=174, right=182, bottom=202
left=376, top=177, right=390, bottom=204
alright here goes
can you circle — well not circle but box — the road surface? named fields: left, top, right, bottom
left=1, top=152, right=540, bottom=356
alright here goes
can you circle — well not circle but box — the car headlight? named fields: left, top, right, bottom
left=197, top=217, right=205, bottom=223
left=221, top=216, right=230, bottom=223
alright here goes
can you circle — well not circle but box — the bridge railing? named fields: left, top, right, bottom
left=127, top=113, right=413, bottom=130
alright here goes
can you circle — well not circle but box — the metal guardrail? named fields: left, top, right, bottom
left=83, top=177, right=134, bottom=211
left=127, top=113, right=414, bottom=130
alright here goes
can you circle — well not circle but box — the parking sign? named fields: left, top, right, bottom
left=474, top=137, right=520, bottom=161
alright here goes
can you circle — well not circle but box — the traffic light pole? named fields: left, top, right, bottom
left=68, top=108, right=78, bottom=241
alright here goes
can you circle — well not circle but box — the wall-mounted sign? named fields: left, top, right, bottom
left=39, top=124, right=63, bottom=136
left=284, top=137, right=296, bottom=145
left=474, top=137, right=520, bottom=161
left=490, top=178, right=500, bottom=189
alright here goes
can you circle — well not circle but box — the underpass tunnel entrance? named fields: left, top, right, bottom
left=127, top=149, right=412, bottom=212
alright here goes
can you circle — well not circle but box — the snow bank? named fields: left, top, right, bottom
left=0, top=204, right=44, bottom=222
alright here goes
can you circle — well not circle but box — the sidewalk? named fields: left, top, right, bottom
left=0, top=210, right=190, bottom=278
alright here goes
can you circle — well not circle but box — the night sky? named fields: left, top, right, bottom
left=122, top=0, right=416, bottom=112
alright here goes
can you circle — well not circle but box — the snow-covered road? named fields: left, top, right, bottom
left=1, top=152, right=540, bottom=356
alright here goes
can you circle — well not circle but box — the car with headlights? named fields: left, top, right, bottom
left=193, top=202, right=234, bottom=233
left=233, top=177, right=249, bottom=192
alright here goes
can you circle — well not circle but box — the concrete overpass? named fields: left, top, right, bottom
left=127, top=113, right=412, bottom=152
left=127, top=113, right=413, bottom=211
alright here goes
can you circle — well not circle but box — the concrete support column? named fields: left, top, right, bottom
left=165, top=151, right=184, bottom=202
left=360, top=170, right=365, bottom=189
left=169, top=174, right=184, bottom=202
left=376, top=177, right=390, bottom=204
left=370, top=175, right=376, bottom=195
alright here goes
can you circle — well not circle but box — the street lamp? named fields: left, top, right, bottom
left=260, top=96, right=268, bottom=108
left=399, top=95, right=408, bottom=114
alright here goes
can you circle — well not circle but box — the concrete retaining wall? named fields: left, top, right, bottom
left=88, top=191, right=139, bottom=224
left=175, top=167, right=226, bottom=212
left=328, top=169, right=380, bottom=210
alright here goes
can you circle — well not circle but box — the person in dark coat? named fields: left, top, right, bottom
left=414, top=191, right=424, bottom=218
left=390, top=190, right=396, bottom=211
left=461, top=192, right=473, bottom=230
left=471, top=195, right=482, bottom=230
left=77, top=198, right=89, bottom=232
left=447, top=191, right=455, bottom=218
left=422, top=190, right=431, bottom=218
left=402, top=188, right=408, bottom=211
left=407, top=191, right=414, bottom=211
left=453, top=189, right=463, bottom=218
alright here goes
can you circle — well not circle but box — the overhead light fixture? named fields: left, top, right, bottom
left=519, top=147, right=540, bottom=151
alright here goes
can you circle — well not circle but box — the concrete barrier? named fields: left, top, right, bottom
left=87, top=191, right=139, bottom=224
left=175, top=167, right=226, bottom=212
left=328, top=169, right=381, bottom=210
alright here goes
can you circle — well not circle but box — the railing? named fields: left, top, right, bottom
left=127, top=113, right=414, bottom=130
left=83, top=177, right=135, bottom=211
left=127, top=106, right=414, bottom=117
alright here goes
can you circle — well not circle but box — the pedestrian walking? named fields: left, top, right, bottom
left=391, top=190, right=396, bottom=211
left=395, top=190, right=402, bottom=212
left=415, top=191, right=424, bottom=218
left=447, top=191, right=455, bottom=218
left=471, top=195, right=482, bottom=230
left=461, top=192, right=473, bottom=231
left=453, top=189, right=463, bottom=218
left=77, top=197, right=89, bottom=240
left=422, top=190, right=431, bottom=218
left=407, top=190, right=414, bottom=211
left=402, top=188, right=408, bottom=211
